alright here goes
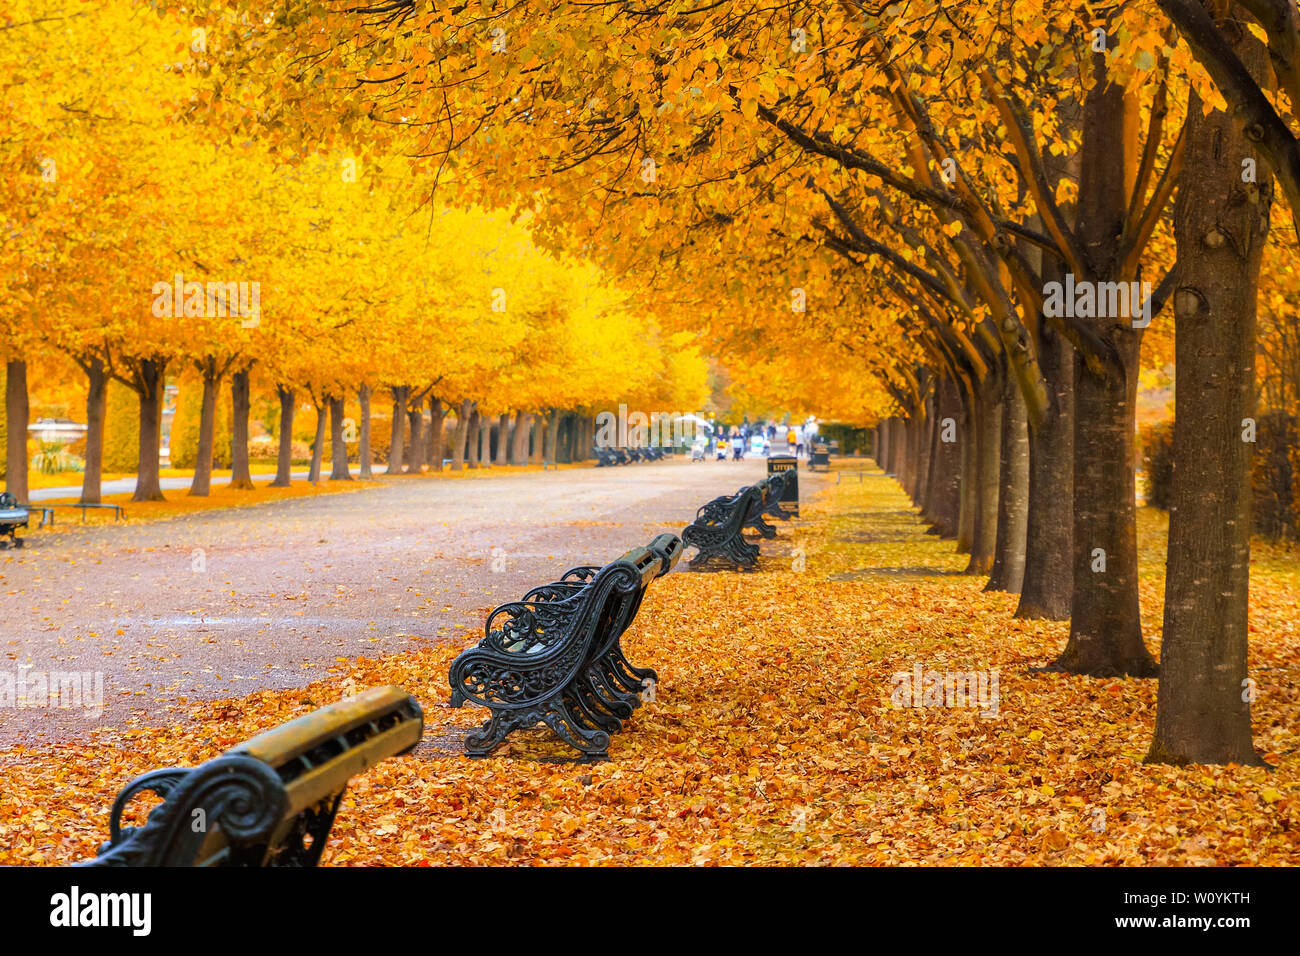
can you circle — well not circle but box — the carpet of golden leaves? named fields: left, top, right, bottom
left=2, top=464, right=1297, bottom=865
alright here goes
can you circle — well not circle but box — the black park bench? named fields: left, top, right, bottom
left=75, top=686, right=423, bottom=866
left=449, top=533, right=682, bottom=761
left=682, top=476, right=789, bottom=570
left=593, top=445, right=665, bottom=467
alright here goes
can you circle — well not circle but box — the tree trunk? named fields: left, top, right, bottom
left=1148, top=25, right=1271, bottom=766
left=189, top=360, right=219, bottom=497
left=451, top=400, right=473, bottom=470
left=470, top=408, right=486, bottom=468
left=926, top=376, right=963, bottom=538
left=1018, top=325, right=1076, bottom=619
left=558, top=413, right=574, bottom=463
left=966, top=378, right=1001, bottom=574
left=920, top=388, right=942, bottom=525
left=5, top=359, right=28, bottom=503
left=479, top=414, right=492, bottom=467
left=405, top=396, right=425, bottom=474
left=387, top=386, right=409, bottom=475
left=913, top=377, right=934, bottom=504
left=358, top=385, right=373, bottom=480
left=230, top=368, right=255, bottom=490
left=909, top=402, right=929, bottom=505
left=878, top=419, right=891, bottom=473
left=308, top=402, right=326, bottom=483
left=495, top=413, right=511, bottom=466
left=511, top=411, right=531, bottom=464
left=895, top=416, right=912, bottom=491
left=956, top=386, right=977, bottom=554
left=270, top=386, right=294, bottom=487
left=1055, top=341, right=1156, bottom=674
left=530, top=414, right=545, bottom=466
left=80, top=356, right=108, bottom=505
left=544, top=409, right=561, bottom=464
left=329, top=395, right=352, bottom=480
left=985, top=370, right=1030, bottom=592
left=1052, top=47, right=1157, bottom=677
left=427, top=401, right=446, bottom=470
left=132, top=358, right=166, bottom=502
left=891, top=416, right=907, bottom=481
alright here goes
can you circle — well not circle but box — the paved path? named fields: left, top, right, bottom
left=1, top=458, right=826, bottom=743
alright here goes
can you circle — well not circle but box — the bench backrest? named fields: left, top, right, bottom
left=78, top=686, right=423, bottom=867
left=697, top=484, right=763, bottom=532
left=583, top=534, right=681, bottom=661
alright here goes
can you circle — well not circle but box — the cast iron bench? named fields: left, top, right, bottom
left=76, top=686, right=423, bottom=866
left=449, top=533, right=682, bottom=760
left=681, top=479, right=780, bottom=570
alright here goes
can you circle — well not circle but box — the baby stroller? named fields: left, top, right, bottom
left=0, top=492, right=30, bottom=548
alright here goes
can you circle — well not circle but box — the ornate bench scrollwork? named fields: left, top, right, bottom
left=77, top=686, right=424, bottom=867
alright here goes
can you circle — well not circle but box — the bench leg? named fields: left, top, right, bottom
left=563, top=685, right=624, bottom=734
left=465, top=697, right=611, bottom=760
left=603, top=647, right=657, bottom=696
left=584, top=669, right=637, bottom=718
left=725, top=536, right=760, bottom=570
left=540, top=698, right=610, bottom=761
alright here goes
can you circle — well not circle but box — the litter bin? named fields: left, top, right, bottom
left=767, top=455, right=799, bottom=516
left=810, top=442, right=830, bottom=471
